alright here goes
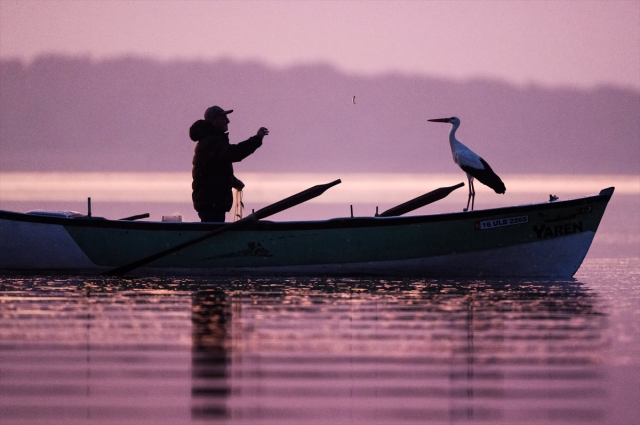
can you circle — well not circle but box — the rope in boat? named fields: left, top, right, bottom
left=233, top=188, right=244, bottom=222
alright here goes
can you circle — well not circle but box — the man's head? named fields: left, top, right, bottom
left=204, top=106, right=233, bottom=132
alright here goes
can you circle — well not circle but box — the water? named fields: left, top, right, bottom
left=1, top=258, right=638, bottom=425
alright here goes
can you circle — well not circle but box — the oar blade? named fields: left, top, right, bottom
left=253, top=179, right=342, bottom=220
left=378, top=182, right=464, bottom=217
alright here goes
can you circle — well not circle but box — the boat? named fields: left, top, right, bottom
left=0, top=187, right=614, bottom=277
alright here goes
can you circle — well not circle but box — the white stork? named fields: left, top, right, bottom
left=428, top=116, right=506, bottom=211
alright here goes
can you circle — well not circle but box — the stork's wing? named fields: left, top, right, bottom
left=461, top=158, right=506, bottom=194
left=453, top=141, right=484, bottom=170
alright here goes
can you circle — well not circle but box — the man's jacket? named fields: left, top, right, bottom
left=190, top=120, right=262, bottom=212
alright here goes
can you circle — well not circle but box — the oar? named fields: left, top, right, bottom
left=377, top=182, right=464, bottom=217
left=103, top=179, right=341, bottom=276
left=119, top=213, right=150, bottom=221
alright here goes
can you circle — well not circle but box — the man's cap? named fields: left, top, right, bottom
left=204, top=106, right=233, bottom=120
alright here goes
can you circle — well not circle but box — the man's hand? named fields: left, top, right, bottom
left=257, top=127, right=269, bottom=138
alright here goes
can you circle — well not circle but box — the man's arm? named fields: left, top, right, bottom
left=217, top=127, right=269, bottom=163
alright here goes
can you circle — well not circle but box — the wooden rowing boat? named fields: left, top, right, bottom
left=0, top=187, right=614, bottom=277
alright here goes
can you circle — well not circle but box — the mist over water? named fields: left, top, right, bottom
left=2, top=172, right=638, bottom=204
left=2, top=57, right=639, bottom=175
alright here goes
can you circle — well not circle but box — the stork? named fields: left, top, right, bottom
left=428, top=117, right=506, bottom=211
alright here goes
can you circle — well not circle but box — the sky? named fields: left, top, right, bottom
left=0, top=0, right=639, bottom=90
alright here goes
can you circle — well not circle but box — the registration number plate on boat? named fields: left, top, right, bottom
left=475, top=215, right=528, bottom=230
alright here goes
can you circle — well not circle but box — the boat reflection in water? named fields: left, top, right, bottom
left=0, top=276, right=608, bottom=424
left=187, top=277, right=606, bottom=424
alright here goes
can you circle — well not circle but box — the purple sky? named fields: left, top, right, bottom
left=1, top=0, right=638, bottom=90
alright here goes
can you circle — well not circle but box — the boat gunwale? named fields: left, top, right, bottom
left=0, top=190, right=613, bottom=232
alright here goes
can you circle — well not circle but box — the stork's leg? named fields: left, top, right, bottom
left=470, top=178, right=476, bottom=211
left=465, top=174, right=473, bottom=211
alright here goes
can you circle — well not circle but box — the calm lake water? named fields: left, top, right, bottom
left=1, top=172, right=639, bottom=423
left=1, top=258, right=638, bottom=425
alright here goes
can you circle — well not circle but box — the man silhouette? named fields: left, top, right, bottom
left=190, top=106, right=269, bottom=222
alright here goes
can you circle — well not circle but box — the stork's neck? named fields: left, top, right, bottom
left=448, top=120, right=460, bottom=149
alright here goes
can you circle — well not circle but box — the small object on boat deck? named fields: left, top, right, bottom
left=162, top=215, right=182, bottom=223
left=549, top=194, right=559, bottom=202
left=87, top=197, right=91, bottom=219
left=375, top=206, right=379, bottom=217
left=119, top=213, right=150, bottom=221
left=350, top=205, right=353, bottom=218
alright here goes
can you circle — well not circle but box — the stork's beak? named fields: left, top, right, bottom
left=427, top=118, right=451, bottom=123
